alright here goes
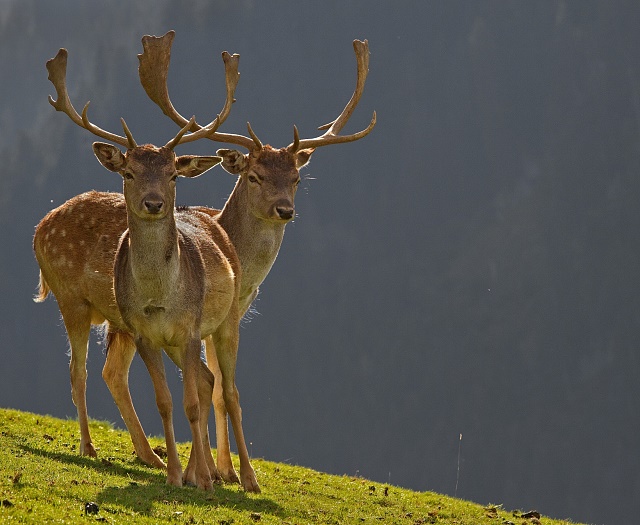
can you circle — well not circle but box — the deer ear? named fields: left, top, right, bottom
left=175, top=155, right=222, bottom=178
left=216, top=149, right=248, bottom=175
left=295, top=148, right=315, bottom=169
left=93, top=142, right=126, bottom=173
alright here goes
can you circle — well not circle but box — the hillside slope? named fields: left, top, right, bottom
left=0, top=408, right=584, bottom=524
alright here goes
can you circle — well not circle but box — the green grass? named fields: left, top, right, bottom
left=0, top=408, right=584, bottom=524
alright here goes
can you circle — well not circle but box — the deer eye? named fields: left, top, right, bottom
left=295, top=177, right=301, bottom=186
left=123, top=172, right=134, bottom=180
left=248, top=174, right=261, bottom=184
left=170, top=173, right=178, bottom=182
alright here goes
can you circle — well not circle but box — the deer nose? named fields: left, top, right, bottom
left=144, top=199, right=164, bottom=214
left=276, top=205, right=294, bottom=220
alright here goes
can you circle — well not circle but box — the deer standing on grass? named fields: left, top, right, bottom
left=34, top=45, right=260, bottom=491
left=98, top=128, right=232, bottom=491
left=34, top=31, right=375, bottom=488
left=139, top=32, right=376, bottom=483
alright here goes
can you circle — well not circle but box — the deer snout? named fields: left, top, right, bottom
left=144, top=197, right=164, bottom=214
left=275, top=203, right=294, bottom=221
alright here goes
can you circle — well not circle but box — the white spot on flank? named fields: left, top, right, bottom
left=61, top=229, right=66, bottom=237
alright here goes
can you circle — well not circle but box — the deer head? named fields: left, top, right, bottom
left=93, top=141, right=220, bottom=221
left=138, top=33, right=376, bottom=224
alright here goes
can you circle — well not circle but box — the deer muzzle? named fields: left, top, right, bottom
left=274, top=201, right=294, bottom=221
left=143, top=195, right=165, bottom=215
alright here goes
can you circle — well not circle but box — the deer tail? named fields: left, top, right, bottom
left=33, top=270, right=51, bottom=303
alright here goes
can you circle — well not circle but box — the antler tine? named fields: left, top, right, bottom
left=120, top=118, right=138, bottom=148
left=47, top=48, right=134, bottom=149
left=165, top=116, right=196, bottom=150
left=214, top=51, right=241, bottom=131
left=288, top=39, right=376, bottom=152
left=246, top=122, right=263, bottom=149
left=139, top=31, right=257, bottom=150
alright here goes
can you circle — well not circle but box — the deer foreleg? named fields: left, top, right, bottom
left=102, top=330, right=166, bottom=469
left=136, top=338, right=182, bottom=487
left=181, top=336, right=213, bottom=491
left=184, top=358, right=221, bottom=485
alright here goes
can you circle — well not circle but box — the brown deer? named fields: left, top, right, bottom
left=34, top=31, right=375, bottom=487
left=97, top=130, right=231, bottom=492
left=138, top=32, right=376, bottom=483
left=35, top=44, right=260, bottom=491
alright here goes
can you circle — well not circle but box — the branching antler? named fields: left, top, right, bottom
left=287, top=39, right=376, bottom=153
left=138, top=31, right=255, bottom=149
left=139, top=34, right=375, bottom=153
left=47, top=48, right=137, bottom=149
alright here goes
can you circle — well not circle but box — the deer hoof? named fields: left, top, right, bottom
left=81, top=442, right=98, bottom=458
left=242, top=472, right=261, bottom=493
left=219, top=467, right=240, bottom=484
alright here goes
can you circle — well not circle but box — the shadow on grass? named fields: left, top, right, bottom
left=98, top=481, right=284, bottom=517
left=19, top=443, right=285, bottom=518
left=19, top=443, right=164, bottom=483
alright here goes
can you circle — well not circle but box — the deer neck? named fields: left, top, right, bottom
left=218, top=177, right=286, bottom=305
left=125, top=212, right=180, bottom=294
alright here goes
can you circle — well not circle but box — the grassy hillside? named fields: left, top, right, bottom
left=0, top=408, right=584, bottom=524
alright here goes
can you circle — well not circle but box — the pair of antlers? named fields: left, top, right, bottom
left=47, top=31, right=376, bottom=153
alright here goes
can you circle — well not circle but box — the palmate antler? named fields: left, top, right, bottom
left=137, top=31, right=255, bottom=149
left=47, top=49, right=138, bottom=149
left=47, top=37, right=234, bottom=151
left=139, top=34, right=376, bottom=152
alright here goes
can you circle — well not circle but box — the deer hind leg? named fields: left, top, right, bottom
left=214, top=323, right=260, bottom=493
left=136, top=338, right=182, bottom=487
left=102, top=330, right=166, bottom=469
left=205, top=335, right=239, bottom=483
left=60, top=301, right=96, bottom=458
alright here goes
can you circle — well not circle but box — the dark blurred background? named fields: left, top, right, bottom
left=2, top=2, right=639, bottom=523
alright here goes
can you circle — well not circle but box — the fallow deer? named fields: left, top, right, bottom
left=96, top=129, right=231, bottom=492
left=34, top=44, right=260, bottom=491
left=34, top=32, right=375, bottom=488
left=139, top=33, right=376, bottom=483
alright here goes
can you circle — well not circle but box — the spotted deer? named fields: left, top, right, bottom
left=34, top=44, right=260, bottom=491
left=34, top=31, right=375, bottom=488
